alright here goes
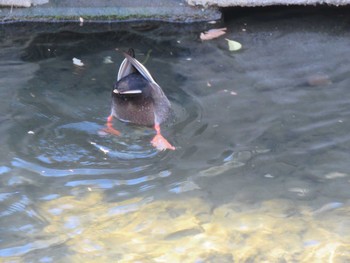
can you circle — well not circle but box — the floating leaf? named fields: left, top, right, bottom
left=200, top=27, right=227, bottom=41
left=103, top=56, right=113, bottom=64
left=72, top=57, right=84, bottom=67
left=225, top=38, right=242, bottom=51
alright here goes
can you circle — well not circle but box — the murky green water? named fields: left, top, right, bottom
left=1, top=7, right=350, bottom=262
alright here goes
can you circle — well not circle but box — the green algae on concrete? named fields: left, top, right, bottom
left=0, top=0, right=221, bottom=23
left=187, top=0, right=350, bottom=6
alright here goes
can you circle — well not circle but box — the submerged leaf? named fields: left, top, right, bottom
left=307, top=74, right=332, bottom=86
left=200, top=27, right=227, bottom=41
left=225, top=38, right=242, bottom=51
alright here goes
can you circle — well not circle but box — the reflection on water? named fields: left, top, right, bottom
left=1, top=6, right=350, bottom=262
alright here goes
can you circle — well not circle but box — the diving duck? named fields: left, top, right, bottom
left=104, top=48, right=175, bottom=151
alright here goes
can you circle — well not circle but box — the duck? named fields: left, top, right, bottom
left=104, top=48, right=175, bottom=151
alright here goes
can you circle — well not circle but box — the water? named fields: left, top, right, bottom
left=1, top=6, right=350, bottom=262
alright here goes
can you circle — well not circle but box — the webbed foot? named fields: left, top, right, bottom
left=151, top=134, right=175, bottom=151
left=101, top=115, right=121, bottom=136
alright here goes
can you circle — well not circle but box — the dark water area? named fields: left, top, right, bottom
left=1, top=6, right=350, bottom=262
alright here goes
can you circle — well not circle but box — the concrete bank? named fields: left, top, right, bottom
left=0, top=0, right=221, bottom=23
left=188, top=0, right=350, bottom=7
left=1, top=0, right=350, bottom=24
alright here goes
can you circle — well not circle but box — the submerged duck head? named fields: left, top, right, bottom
left=111, top=48, right=171, bottom=126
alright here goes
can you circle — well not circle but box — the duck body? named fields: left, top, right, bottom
left=111, top=72, right=170, bottom=126
left=111, top=72, right=155, bottom=126
left=105, top=49, right=175, bottom=151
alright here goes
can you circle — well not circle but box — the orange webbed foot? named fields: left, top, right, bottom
left=151, top=134, right=175, bottom=151
left=102, top=126, right=121, bottom=136
left=151, top=123, right=175, bottom=151
left=101, top=115, right=121, bottom=136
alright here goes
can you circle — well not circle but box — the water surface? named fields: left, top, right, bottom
left=1, top=7, right=350, bottom=262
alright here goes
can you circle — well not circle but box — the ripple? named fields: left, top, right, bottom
left=58, top=121, right=101, bottom=135
left=89, top=141, right=158, bottom=160
left=11, top=157, right=149, bottom=177
left=65, top=170, right=171, bottom=188
left=0, top=236, right=65, bottom=258
left=0, top=193, right=29, bottom=217
left=293, top=118, right=343, bottom=133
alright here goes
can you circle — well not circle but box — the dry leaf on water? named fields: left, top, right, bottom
left=225, top=38, right=242, bottom=51
left=200, top=27, right=227, bottom=41
left=72, top=57, right=84, bottom=67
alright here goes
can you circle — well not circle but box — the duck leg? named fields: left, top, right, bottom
left=151, top=123, right=175, bottom=151
left=103, top=115, right=121, bottom=136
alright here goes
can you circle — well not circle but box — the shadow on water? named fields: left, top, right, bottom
left=1, top=6, right=350, bottom=261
